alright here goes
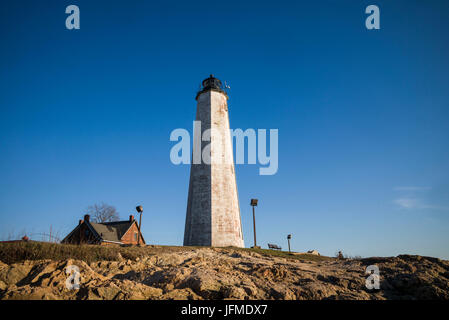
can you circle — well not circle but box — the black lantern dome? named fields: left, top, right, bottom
left=196, top=74, right=227, bottom=100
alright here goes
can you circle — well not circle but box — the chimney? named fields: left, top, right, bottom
left=79, top=219, right=84, bottom=225
left=129, top=215, right=134, bottom=222
left=84, top=214, right=90, bottom=222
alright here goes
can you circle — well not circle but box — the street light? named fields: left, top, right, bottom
left=250, top=199, right=259, bottom=248
left=287, top=234, right=292, bottom=253
left=136, top=205, right=143, bottom=245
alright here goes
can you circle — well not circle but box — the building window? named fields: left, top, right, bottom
left=134, top=232, right=138, bottom=241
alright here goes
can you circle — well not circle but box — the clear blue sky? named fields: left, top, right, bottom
left=1, top=0, right=448, bottom=259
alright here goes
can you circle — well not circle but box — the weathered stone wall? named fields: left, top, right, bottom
left=183, top=91, right=212, bottom=246
left=184, top=90, right=244, bottom=247
left=210, top=91, right=244, bottom=247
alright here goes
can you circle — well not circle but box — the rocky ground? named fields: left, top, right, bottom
left=0, top=247, right=448, bottom=300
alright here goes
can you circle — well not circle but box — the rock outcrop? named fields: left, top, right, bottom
left=0, top=247, right=448, bottom=300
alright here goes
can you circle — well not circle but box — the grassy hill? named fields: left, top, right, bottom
left=0, top=241, right=332, bottom=264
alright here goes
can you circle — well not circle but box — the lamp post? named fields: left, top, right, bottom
left=287, top=234, right=292, bottom=253
left=250, top=199, right=259, bottom=248
left=136, top=205, right=143, bottom=245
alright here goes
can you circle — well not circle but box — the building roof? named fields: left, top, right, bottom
left=89, top=221, right=134, bottom=243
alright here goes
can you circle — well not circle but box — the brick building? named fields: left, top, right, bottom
left=61, top=214, right=145, bottom=245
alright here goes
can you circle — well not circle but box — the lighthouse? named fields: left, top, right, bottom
left=183, top=75, right=244, bottom=247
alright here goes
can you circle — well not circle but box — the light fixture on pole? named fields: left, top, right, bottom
left=136, top=205, right=143, bottom=245
left=287, top=234, right=292, bottom=253
left=250, top=199, right=259, bottom=249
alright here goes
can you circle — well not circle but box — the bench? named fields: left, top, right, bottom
left=268, top=243, right=282, bottom=250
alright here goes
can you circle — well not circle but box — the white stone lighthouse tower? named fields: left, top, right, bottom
left=183, top=75, right=244, bottom=247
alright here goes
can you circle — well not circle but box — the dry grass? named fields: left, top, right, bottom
left=0, top=242, right=149, bottom=264
left=233, top=247, right=333, bottom=262
left=0, top=241, right=332, bottom=265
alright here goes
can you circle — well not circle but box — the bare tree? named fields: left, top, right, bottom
left=86, top=203, right=119, bottom=223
